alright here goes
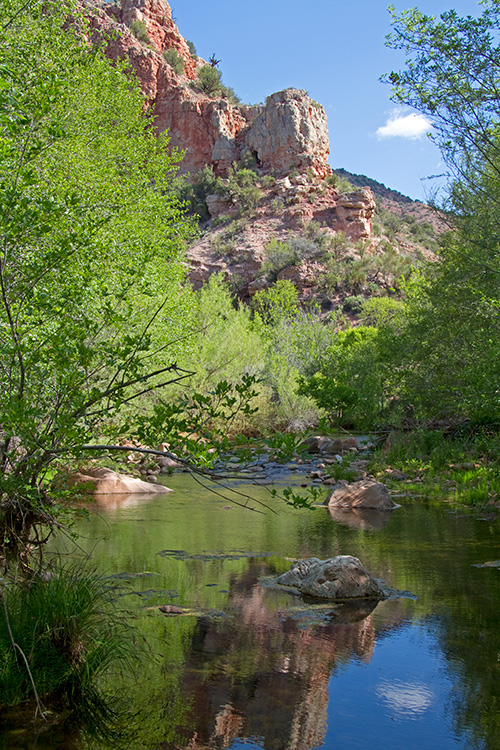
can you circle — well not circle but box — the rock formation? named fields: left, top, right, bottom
left=277, top=555, right=387, bottom=600
left=86, top=1, right=333, bottom=179
left=327, top=478, right=397, bottom=510
left=245, top=89, right=330, bottom=179
left=83, top=0, right=434, bottom=304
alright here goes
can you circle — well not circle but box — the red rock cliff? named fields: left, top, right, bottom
left=85, top=0, right=332, bottom=179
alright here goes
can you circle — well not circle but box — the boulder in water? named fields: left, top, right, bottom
left=277, top=555, right=387, bottom=600
left=327, top=479, right=396, bottom=510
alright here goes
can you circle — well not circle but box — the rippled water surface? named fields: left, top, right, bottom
left=3, top=472, right=500, bottom=749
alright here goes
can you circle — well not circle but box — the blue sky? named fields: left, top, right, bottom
left=171, top=0, right=483, bottom=202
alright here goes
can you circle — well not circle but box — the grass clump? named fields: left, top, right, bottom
left=0, top=563, right=136, bottom=738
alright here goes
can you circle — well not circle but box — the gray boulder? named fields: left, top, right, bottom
left=327, top=478, right=396, bottom=510
left=277, top=555, right=387, bottom=600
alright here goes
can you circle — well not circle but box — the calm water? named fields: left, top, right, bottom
left=3, top=472, right=500, bottom=749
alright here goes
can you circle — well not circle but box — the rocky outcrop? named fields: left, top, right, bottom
left=245, top=89, right=331, bottom=179
left=334, top=188, right=376, bottom=240
left=62, top=467, right=173, bottom=495
left=327, top=479, right=396, bottom=510
left=277, top=555, right=387, bottom=600
left=85, top=2, right=333, bottom=180
left=97, top=0, right=197, bottom=78
left=82, top=0, right=391, bottom=304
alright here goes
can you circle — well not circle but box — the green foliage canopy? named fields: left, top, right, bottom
left=0, top=0, right=194, bottom=566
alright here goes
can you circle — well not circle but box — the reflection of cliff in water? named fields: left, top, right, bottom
left=159, top=563, right=392, bottom=750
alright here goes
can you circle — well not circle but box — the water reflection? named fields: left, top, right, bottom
left=327, top=507, right=395, bottom=531
left=375, top=680, right=434, bottom=717
left=159, top=563, right=401, bottom=750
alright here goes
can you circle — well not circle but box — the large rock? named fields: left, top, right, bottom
left=63, top=468, right=173, bottom=495
left=245, top=89, right=331, bottom=179
left=277, top=555, right=386, bottom=600
left=327, top=479, right=396, bottom=510
left=334, top=188, right=376, bottom=240
left=87, top=6, right=336, bottom=183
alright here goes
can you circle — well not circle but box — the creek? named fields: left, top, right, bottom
left=2, top=470, right=500, bottom=750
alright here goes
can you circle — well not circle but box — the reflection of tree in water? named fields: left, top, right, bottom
left=159, top=563, right=383, bottom=750
left=435, top=599, right=500, bottom=750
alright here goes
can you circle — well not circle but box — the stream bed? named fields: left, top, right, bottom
left=2, top=471, right=500, bottom=750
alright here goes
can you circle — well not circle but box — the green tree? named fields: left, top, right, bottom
left=0, top=0, right=194, bottom=569
left=385, top=1, right=500, bottom=199
left=381, top=1, right=500, bottom=425
left=297, top=326, right=388, bottom=428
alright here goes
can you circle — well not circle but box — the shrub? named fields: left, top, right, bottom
left=261, top=174, right=275, bottom=188
left=261, top=238, right=300, bottom=281
left=220, top=83, right=241, bottom=104
left=343, top=295, right=365, bottom=314
left=186, top=40, right=197, bottom=57
left=177, top=164, right=219, bottom=221
left=222, top=166, right=261, bottom=215
left=329, top=230, right=349, bottom=258
left=163, top=48, right=184, bottom=75
left=129, top=19, right=150, bottom=44
left=261, top=226, right=331, bottom=282
left=197, top=64, right=222, bottom=97
left=252, top=280, right=299, bottom=326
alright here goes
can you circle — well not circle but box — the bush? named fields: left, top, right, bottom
left=220, top=83, right=241, bottom=105
left=197, top=64, right=222, bottom=96
left=261, top=238, right=300, bottom=281
left=261, top=225, right=331, bottom=282
left=163, top=48, right=184, bottom=75
left=220, top=166, right=261, bottom=216
left=252, top=280, right=299, bottom=326
left=129, top=19, right=150, bottom=44
left=297, top=326, right=387, bottom=428
left=186, top=40, right=197, bottom=57
left=177, top=164, right=219, bottom=221
left=343, top=295, right=365, bottom=314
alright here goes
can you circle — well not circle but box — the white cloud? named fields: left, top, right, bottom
left=376, top=112, right=432, bottom=140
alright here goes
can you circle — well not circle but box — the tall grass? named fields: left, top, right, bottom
left=0, top=563, right=137, bottom=740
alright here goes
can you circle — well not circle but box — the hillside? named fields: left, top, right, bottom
left=87, top=0, right=445, bottom=314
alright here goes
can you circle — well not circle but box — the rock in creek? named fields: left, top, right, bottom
left=62, top=468, right=173, bottom=495
left=327, top=478, right=396, bottom=510
left=277, top=555, right=387, bottom=600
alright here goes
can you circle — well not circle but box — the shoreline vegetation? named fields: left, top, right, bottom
left=2, top=0, right=500, bottom=741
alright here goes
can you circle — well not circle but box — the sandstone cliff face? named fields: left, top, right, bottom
left=246, top=89, right=330, bottom=179
left=86, top=1, right=333, bottom=180
left=103, top=0, right=197, bottom=78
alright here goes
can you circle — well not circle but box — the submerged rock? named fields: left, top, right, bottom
left=277, top=555, right=387, bottom=600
